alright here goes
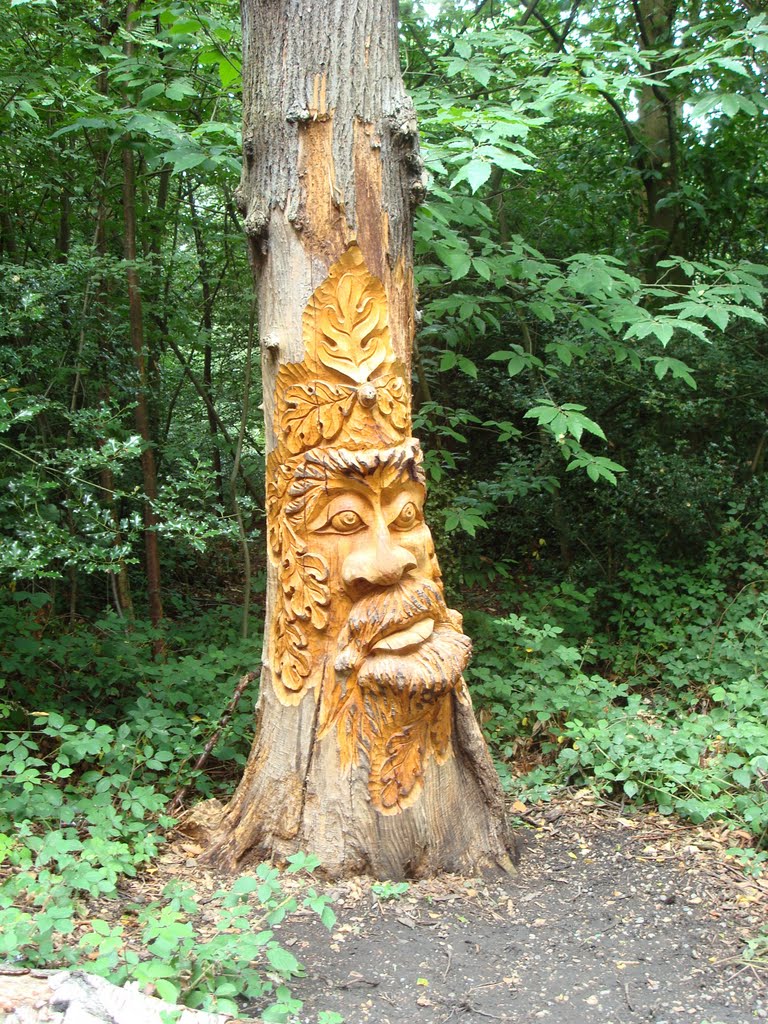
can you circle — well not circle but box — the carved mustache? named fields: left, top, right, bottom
left=357, top=625, right=471, bottom=696
left=334, top=578, right=449, bottom=678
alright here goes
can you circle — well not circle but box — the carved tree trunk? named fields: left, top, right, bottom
left=197, top=0, right=516, bottom=879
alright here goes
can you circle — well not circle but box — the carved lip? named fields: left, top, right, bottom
left=371, top=617, right=435, bottom=653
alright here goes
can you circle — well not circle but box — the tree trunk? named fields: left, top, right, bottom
left=632, top=0, right=682, bottom=279
left=92, top=22, right=135, bottom=624
left=195, top=0, right=515, bottom=879
left=122, top=2, right=164, bottom=643
left=188, top=183, right=225, bottom=504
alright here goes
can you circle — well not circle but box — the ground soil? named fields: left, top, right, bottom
left=256, top=793, right=767, bottom=1024
left=3, top=793, right=766, bottom=1024
left=155, top=791, right=766, bottom=1024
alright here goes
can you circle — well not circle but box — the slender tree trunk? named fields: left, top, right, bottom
left=122, top=2, right=164, bottom=642
left=188, top=183, right=225, bottom=504
left=231, top=300, right=256, bottom=641
left=89, top=24, right=135, bottom=623
left=0, top=206, right=16, bottom=258
left=192, top=0, right=515, bottom=879
left=162, top=332, right=263, bottom=504
left=145, top=163, right=171, bottom=432
left=56, top=184, right=70, bottom=262
left=632, top=0, right=682, bottom=279
left=123, top=144, right=164, bottom=637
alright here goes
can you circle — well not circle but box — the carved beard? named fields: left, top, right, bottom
left=334, top=579, right=472, bottom=696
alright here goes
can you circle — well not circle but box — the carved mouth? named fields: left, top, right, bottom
left=371, top=617, right=435, bottom=653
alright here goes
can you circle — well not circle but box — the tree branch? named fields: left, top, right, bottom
left=164, top=334, right=263, bottom=504
left=168, top=669, right=256, bottom=812
left=526, top=5, right=642, bottom=155
left=519, top=0, right=543, bottom=26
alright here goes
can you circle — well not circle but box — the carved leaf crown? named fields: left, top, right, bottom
left=275, top=244, right=410, bottom=459
left=268, top=244, right=412, bottom=705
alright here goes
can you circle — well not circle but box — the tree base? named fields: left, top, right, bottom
left=185, top=694, right=518, bottom=880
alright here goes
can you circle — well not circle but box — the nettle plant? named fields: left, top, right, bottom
left=0, top=748, right=339, bottom=1023
left=0, top=702, right=173, bottom=967
left=0, top=602, right=345, bottom=1020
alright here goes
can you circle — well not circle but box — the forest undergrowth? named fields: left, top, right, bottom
left=1, top=502, right=767, bottom=1019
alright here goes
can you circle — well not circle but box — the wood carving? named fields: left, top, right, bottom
left=194, top=0, right=514, bottom=879
left=268, top=245, right=473, bottom=813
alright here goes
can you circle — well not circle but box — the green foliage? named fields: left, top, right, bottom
left=94, top=865, right=335, bottom=1019
left=402, top=0, right=768, bottom=604
left=743, top=926, right=768, bottom=968
left=466, top=506, right=768, bottom=850
left=371, top=881, right=411, bottom=901
left=1, top=0, right=767, bottom=1001
left=0, top=601, right=263, bottom=975
left=0, top=603, right=340, bottom=1020
left=3, top=860, right=336, bottom=1020
left=0, top=0, right=258, bottom=598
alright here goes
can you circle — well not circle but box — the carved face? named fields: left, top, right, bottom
left=297, top=446, right=470, bottom=696
left=304, top=458, right=431, bottom=596
left=268, top=442, right=472, bottom=813
left=266, top=245, right=470, bottom=813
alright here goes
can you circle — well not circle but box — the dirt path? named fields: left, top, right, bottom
left=246, top=795, right=767, bottom=1024
left=6, top=795, right=765, bottom=1024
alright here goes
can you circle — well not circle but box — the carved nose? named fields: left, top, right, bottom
left=342, top=537, right=417, bottom=590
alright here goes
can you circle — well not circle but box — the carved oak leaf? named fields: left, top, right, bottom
left=374, top=374, right=409, bottom=432
left=318, top=665, right=366, bottom=760
left=281, top=380, right=357, bottom=455
left=374, top=719, right=426, bottom=812
left=365, top=694, right=454, bottom=814
left=325, top=673, right=456, bottom=813
left=304, top=246, right=391, bottom=385
left=266, top=455, right=291, bottom=559
left=273, top=609, right=312, bottom=694
left=282, top=551, right=330, bottom=631
left=267, top=502, right=281, bottom=560
left=428, top=697, right=454, bottom=763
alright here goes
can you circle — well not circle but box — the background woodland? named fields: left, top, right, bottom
left=1, top=0, right=767, bottom=1013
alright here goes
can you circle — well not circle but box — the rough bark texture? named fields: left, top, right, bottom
left=194, top=0, right=515, bottom=880
left=633, top=0, right=682, bottom=278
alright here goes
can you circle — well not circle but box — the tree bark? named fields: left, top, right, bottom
left=194, top=0, right=515, bottom=879
left=122, top=2, right=164, bottom=642
left=92, top=23, right=135, bottom=624
left=632, top=0, right=682, bottom=279
left=188, top=183, right=225, bottom=504
left=123, top=142, right=164, bottom=639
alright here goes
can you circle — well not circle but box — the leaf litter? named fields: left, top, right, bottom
left=3, top=792, right=766, bottom=1024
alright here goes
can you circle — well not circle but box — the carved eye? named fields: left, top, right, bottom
left=322, top=509, right=366, bottom=535
left=391, top=501, right=421, bottom=531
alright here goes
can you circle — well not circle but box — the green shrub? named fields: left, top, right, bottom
left=466, top=510, right=768, bottom=851
left=0, top=598, right=321, bottom=1016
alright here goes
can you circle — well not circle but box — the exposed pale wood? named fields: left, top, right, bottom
left=0, top=971, right=231, bottom=1024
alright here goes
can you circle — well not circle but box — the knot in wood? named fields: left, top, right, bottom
left=357, top=383, right=377, bottom=408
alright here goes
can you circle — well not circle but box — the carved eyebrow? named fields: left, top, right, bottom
left=381, top=476, right=426, bottom=503
left=320, top=473, right=376, bottom=495
left=288, top=461, right=421, bottom=521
